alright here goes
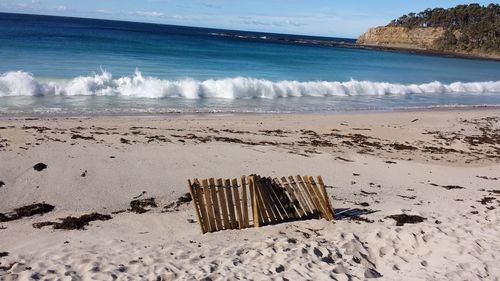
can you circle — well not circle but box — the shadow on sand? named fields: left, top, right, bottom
left=334, top=208, right=378, bottom=221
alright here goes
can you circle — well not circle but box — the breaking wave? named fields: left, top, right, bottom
left=1, top=70, right=500, bottom=99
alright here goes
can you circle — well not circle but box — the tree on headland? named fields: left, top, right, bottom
left=387, top=3, right=500, bottom=54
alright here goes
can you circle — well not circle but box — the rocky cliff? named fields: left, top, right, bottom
left=357, top=26, right=445, bottom=50
left=357, top=3, right=500, bottom=60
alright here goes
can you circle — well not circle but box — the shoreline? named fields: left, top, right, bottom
left=1, top=103, right=499, bottom=120
left=354, top=43, right=500, bottom=62
left=194, top=30, right=500, bottom=62
left=233, top=34, right=500, bottom=62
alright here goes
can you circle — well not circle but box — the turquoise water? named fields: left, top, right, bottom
left=1, top=12, right=500, bottom=115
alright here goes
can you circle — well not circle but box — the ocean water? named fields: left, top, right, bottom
left=1, top=12, right=500, bottom=115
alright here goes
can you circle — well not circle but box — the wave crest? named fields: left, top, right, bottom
left=1, top=70, right=500, bottom=99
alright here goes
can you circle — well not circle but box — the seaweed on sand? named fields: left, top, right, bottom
left=130, top=198, right=157, bottom=213
left=33, top=213, right=112, bottom=230
left=0, top=203, right=54, bottom=222
left=386, top=214, right=426, bottom=226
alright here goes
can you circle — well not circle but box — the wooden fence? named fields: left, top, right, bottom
left=187, top=175, right=335, bottom=234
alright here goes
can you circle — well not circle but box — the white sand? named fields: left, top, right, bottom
left=0, top=109, right=499, bottom=280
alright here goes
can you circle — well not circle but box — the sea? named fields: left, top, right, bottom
left=1, top=12, right=500, bottom=116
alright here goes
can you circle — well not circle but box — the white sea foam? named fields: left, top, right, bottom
left=1, top=70, right=500, bottom=99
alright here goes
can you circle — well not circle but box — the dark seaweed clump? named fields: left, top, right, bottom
left=479, top=197, right=497, bottom=205
left=33, top=213, right=112, bottom=230
left=442, top=185, right=465, bottom=190
left=164, top=193, right=193, bottom=212
left=177, top=193, right=192, bottom=204
left=0, top=203, right=55, bottom=222
left=33, top=163, right=47, bottom=171
left=129, top=198, right=157, bottom=213
left=386, top=214, right=426, bottom=226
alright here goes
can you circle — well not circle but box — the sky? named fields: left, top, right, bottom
left=0, top=0, right=494, bottom=38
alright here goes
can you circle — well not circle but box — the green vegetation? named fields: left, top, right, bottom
left=388, top=3, right=500, bottom=54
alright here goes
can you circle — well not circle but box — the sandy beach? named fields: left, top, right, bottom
left=0, top=109, right=499, bottom=280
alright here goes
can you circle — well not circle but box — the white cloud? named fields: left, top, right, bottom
left=201, top=3, right=221, bottom=9
left=132, top=11, right=165, bottom=18
left=96, top=9, right=113, bottom=15
left=245, top=19, right=305, bottom=28
left=236, top=15, right=308, bottom=28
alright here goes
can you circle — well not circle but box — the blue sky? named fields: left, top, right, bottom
left=0, top=0, right=494, bottom=38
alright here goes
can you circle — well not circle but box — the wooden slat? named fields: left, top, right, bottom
left=249, top=176, right=260, bottom=227
left=270, top=177, right=294, bottom=220
left=302, top=175, right=325, bottom=218
left=282, top=176, right=310, bottom=217
left=277, top=177, right=302, bottom=218
left=232, top=178, right=244, bottom=229
left=188, top=179, right=205, bottom=233
left=316, top=176, right=336, bottom=220
left=255, top=176, right=278, bottom=224
left=291, top=175, right=316, bottom=214
left=278, top=178, right=296, bottom=219
left=275, top=177, right=302, bottom=219
left=288, top=177, right=313, bottom=216
left=253, top=176, right=270, bottom=225
left=308, top=176, right=333, bottom=220
left=294, top=175, right=320, bottom=217
left=201, top=179, right=216, bottom=232
left=258, top=177, right=281, bottom=223
left=266, top=179, right=285, bottom=221
left=209, top=178, right=223, bottom=231
left=241, top=176, right=249, bottom=228
left=272, top=178, right=291, bottom=218
left=224, top=179, right=237, bottom=229
left=193, top=179, right=208, bottom=233
left=304, top=176, right=329, bottom=220
left=216, top=178, right=230, bottom=229
left=194, top=179, right=210, bottom=233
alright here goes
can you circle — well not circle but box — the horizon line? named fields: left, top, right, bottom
left=0, top=11, right=358, bottom=40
